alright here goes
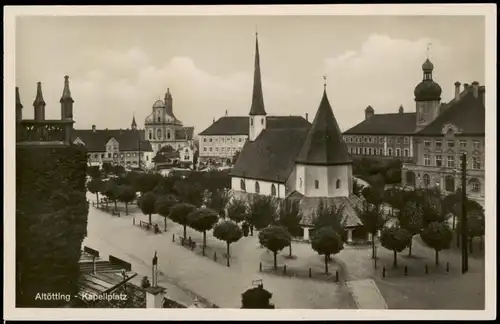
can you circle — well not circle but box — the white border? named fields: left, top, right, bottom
left=4, top=4, right=497, bottom=321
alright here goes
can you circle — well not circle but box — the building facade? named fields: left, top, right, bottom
left=229, top=33, right=366, bottom=243
left=402, top=80, right=485, bottom=206
left=342, top=105, right=415, bottom=161
left=144, top=89, right=195, bottom=155
left=72, top=119, right=155, bottom=170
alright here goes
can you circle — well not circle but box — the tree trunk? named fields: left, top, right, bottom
left=226, top=242, right=230, bottom=267
left=324, top=254, right=329, bottom=274
left=164, top=217, right=167, bottom=231
left=250, top=225, right=254, bottom=236
left=435, top=250, right=439, bottom=265
left=114, top=200, right=118, bottom=213
left=96, top=193, right=100, bottom=207
left=393, top=250, right=397, bottom=268
left=203, top=231, right=207, bottom=249
left=469, top=238, right=473, bottom=254
left=480, top=235, right=483, bottom=251
left=125, top=203, right=129, bottom=215
left=289, top=244, right=292, bottom=257
left=371, top=233, right=376, bottom=259
left=148, top=213, right=152, bottom=225
left=183, top=225, right=187, bottom=239
left=452, top=214, right=456, bottom=230
left=408, top=239, right=413, bottom=257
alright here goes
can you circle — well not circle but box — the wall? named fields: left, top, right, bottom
left=416, top=100, right=440, bottom=131
left=295, top=164, right=351, bottom=197
left=231, top=176, right=287, bottom=199
left=344, top=134, right=414, bottom=160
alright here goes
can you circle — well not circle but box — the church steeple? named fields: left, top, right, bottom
left=33, top=82, right=46, bottom=121
left=131, top=114, right=137, bottom=130
left=16, top=87, right=23, bottom=123
left=249, top=32, right=266, bottom=116
left=248, top=31, right=267, bottom=142
left=60, top=75, right=74, bottom=120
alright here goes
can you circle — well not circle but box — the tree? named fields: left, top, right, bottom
left=155, top=194, right=177, bottom=231
left=117, top=185, right=136, bottom=215
left=169, top=203, right=197, bottom=239
left=213, top=220, right=243, bottom=267
left=137, top=192, right=157, bottom=225
left=456, top=200, right=484, bottom=253
left=313, top=199, right=346, bottom=237
left=277, top=199, right=302, bottom=257
left=241, top=285, right=274, bottom=309
left=380, top=227, right=412, bottom=268
left=187, top=208, right=219, bottom=255
left=112, top=165, right=126, bottom=176
left=419, top=188, right=448, bottom=226
left=361, top=186, right=384, bottom=207
left=87, top=177, right=103, bottom=207
left=226, top=198, right=248, bottom=223
left=102, top=162, right=113, bottom=176
left=174, top=180, right=204, bottom=207
left=206, top=188, right=232, bottom=219
left=311, top=227, right=344, bottom=274
left=352, top=179, right=365, bottom=197
left=247, top=196, right=277, bottom=232
left=133, top=172, right=162, bottom=194
left=87, top=166, right=101, bottom=179
left=356, top=203, right=386, bottom=259
left=258, top=226, right=292, bottom=269
left=398, top=200, right=424, bottom=257
left=420, top=222, right=453, bottom=265
left=103, top=180, right=120, bottom=213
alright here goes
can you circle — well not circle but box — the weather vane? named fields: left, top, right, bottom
left=426, top=42, right=432, bottom=59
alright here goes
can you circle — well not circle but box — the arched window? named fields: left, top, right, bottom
left=299, top=178, right=303, bottom=188
left=406, top=171, right=415, bottom=186
left=314, top=180, right=319, bottom=189
left=148, top=131, right=152, bottom=140
left=336, top=179, right=341, bottom=189
left=255, top=181, right=260, bottom=194
left=250, top=118, right=253, bottom=126
left=271, top=184, right=277, bottom=196
left=469, top=178, right=480, bottom=193
left=167, top=131, right=171, bottom=139
left=261, top=119, right=264, bottom=125
left=157, top=116, right=161, bottom=122
left=423, top=174, right=430, bottom=188
left=445, top=175, right=455, bottom=192
left=240, top=179, right=246, bottom=191
left=157, top=129, right=162, bottom=139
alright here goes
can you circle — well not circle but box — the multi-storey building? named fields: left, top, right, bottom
left=144, top=89, right=195, bottom=154
left=72, top=118, right=155, bottom=170
left=198, top=114, right=309, bottom=165
left=342, top=105, right=415, bottom=161
left=403, top=81, right=485, bottom=206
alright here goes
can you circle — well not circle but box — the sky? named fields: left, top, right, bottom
left=16, top=15, right=485, bottom=134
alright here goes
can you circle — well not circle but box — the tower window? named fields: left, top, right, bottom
left=315, top=180, right=319, bottom=189
left=167, top=131, right=171, bottom=139
left=261, top=119, right=264, bottom=125
left=240, top=179, right=246, bottom=191
left=271, top=184, right=276, bottom=196
left=149, top=131, right=152, bottom=140
left=255, top=181, right=260, bottom=194
left=250, top=119, right=253, bottom=126
left=299, top=178, right=303, bottom=188
left=336, top=179, right=341, bottom=189
left=157, top=116, right=161, bottom=122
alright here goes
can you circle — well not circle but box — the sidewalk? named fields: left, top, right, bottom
left=346, top=279, right=388, bottom=309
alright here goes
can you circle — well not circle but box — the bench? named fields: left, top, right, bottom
left=111, top=210, right=121, bottom=216
left=139, top=221, right=151, bottom=231
left=179, top=236, right=196, bottom=250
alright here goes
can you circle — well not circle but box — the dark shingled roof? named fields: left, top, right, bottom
left=72, top=129, right=153, bottom=152
left=198, top=116, right=310, bottom=136
left=230, top=127, right=310, bottom=183
left=343, top=112, right=417, bottom=135
left=295, top=90, right=353, bottom=166
left=175, top=127, right=194, bottom=140
left=416, top=91, right=485, bottom=136
left=249, top=33, right=266, bottom=116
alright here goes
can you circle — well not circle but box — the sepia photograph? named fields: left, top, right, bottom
left=4, top=4, right=496, bottom=321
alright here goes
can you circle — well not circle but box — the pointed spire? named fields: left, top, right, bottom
left=131, top=114, right=137, bottom=129
left=60, top=75, right=74, bottom=103
left=295, top=85, right=352, bottom=166
left=33, top=82, right=46, bottom=107
left=16, top=87, right=23, bottom=109
left=249, top=32, right=266, bottom=116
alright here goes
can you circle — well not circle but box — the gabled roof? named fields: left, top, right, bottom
left=198, top=116, right=311, bottom=136
left=230, top=127, right=310, bottom=183
left=415, top=91, right=485, bottom=137
left=72, top=129, right=153, bottom=152
left=295, top=90, right=352, bottom=166
left=343, top=112, right=417, bottom=135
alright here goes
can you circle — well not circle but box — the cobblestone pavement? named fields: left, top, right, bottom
left=84, top=196, right=356, bottom=309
